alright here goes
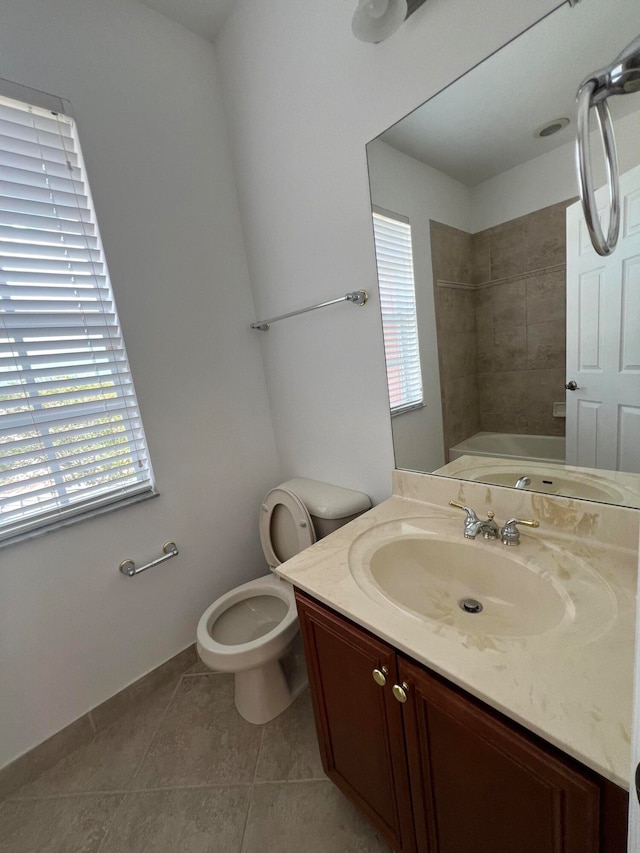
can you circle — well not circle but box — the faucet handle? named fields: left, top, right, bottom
left=482, top=511, right=500, bottom=540
left=500, top=517, right=540, bottom=546
left=449, top=500, right=483, bottom=539
left=449, top=500, right=478, bottom=520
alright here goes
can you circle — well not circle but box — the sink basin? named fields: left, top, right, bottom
left=349, top=517, right=617, bottom=641
left=367, top=536, right=567, bottom=637
left=435, top=456, right=626, bottom=503
left=466, top=470, right=622, bottom=503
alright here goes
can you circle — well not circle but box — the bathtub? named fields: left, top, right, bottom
left=449, top=432, right=566, bottom=465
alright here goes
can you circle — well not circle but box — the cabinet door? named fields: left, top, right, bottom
left=296, top=591, right=416, bottom=852
left=398, top=656, right=601, bottom=853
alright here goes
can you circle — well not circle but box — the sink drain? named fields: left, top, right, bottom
left=459, top=598, right=483, bottom=614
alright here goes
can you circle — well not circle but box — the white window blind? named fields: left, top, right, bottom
left=372, top=210, right=423, bottom=415
left=0, top=93, right=155, bottom=544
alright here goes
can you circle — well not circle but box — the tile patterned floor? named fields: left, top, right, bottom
left=0, top=667, right=390, bottom=852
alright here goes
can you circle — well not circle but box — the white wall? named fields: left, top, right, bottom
left=0, top=0, right=279, bottom=768
left=367, top=139, right=471, bottom=472
left=215, top=0, right=562, bottom=505
left=472, top=110, right=640, bottom=232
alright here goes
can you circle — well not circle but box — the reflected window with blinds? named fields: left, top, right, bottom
left=372, top=209, right=423, bottom=415
left=0, top=93, right=155, bottom=544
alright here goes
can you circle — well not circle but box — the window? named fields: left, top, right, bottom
left=0, top=93, right=155, bottom=544
left=372, top=209, right=423, bottom=415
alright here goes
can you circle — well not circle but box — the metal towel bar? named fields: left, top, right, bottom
left=251, top=290, right=368, bottom=331
left=575, top=33, right=640, bottom=256
left=119, top=541, right=178, bottom=577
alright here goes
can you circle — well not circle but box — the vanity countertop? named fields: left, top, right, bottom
left=276, top=471, right=638, bottom=790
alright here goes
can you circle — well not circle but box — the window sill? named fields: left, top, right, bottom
left=391, top=402, right=426, bottom=418
left=0, top=489, right=159, bottom=551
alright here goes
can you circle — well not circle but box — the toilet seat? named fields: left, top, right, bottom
left=196, top=573, right=298, bottom=673
left=259, top=486, right=316, bottom=568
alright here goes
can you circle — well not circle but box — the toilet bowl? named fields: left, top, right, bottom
left=196, top=478, right=371, bottom=724
left=197, top=573, right=302, bottom=725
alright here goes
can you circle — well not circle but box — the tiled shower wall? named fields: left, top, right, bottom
left=431, top=199, right=575, bottom=460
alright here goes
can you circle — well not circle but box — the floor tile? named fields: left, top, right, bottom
left=0, top=793, right=122, bottom=853
left=14, top=681, right=178, bottom=797
left=0, top=713, right=95, bottom=803
left=255, top=690, right=324, bottom=782
left=134, top=675, right=262, bottom=789
left=91, top=645, right=197, bottom=733
left=242, top=781, right=391, bottom=853
left=99, top=787, right=250, bottom=853
left=182, top=659, right=212, bottom=676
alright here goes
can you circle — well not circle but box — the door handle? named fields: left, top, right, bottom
left=565, top=380, right=579, bottom=391
left=636, top=762, right=640, bottom=805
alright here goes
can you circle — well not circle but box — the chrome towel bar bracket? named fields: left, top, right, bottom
left=251, top=289, right=368, bottom=331
left=119, top=541, right=178, bottom=577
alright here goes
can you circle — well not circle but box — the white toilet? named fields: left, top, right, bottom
left=196, top=478, right=371, bottom=724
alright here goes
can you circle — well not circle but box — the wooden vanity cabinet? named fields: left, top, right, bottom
left=295, top=590, right=628, bottom=853
left=296, top=588, right=416, bottom=852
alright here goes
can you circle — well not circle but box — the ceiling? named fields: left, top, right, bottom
left=377, top=1, right=640, bottom=187
left=138, top=0, right=237, bottom=42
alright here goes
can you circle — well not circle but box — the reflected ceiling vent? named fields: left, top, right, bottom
left=352, top=0, right=427, bottom=43
left=534, top=117, right=570, bottom=138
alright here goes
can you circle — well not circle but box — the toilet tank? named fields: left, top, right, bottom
left=280, top=478, right=371, bottom=539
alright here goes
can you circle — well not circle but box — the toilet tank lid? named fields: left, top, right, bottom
left=278, top=478, right=371, bottom=520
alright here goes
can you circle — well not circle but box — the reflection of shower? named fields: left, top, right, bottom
left=576, top=34, right=640, bottom=256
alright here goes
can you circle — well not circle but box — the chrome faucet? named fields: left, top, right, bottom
left=514, top=476, right=531, bottom=490
left=449, top=501, right=499, bottom=540
left=449, top=500, right=539, bottom=545
left=500, top=517, right=540, bottom=545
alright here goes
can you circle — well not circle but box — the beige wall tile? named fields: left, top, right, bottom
left=432, top=199, right=572, bottom=442
left=476, top=329, right=494, bottom=374
left=527, top=320, right=566, bottom=371
left=477, top=370, right=528, bottom=416
left=471, top=231, right=491, bottom=284
left=430, top=221, right=473, bottom=282
left=435, top=287, right=476, bottom=335
left=525, top=368, right=566, bottom=418
left=441, top=332, right=477, bottom=382
left=492, top=325, right=528, bottom=372
left=525, top=199, right=575, bottom=270
left=491, top=280, right=527, bottom=327
left=479, top=412, right=529, bottom=434
left=443, top=375, right=480, bottom=452
left=489, top=220, right=528, bottom=280
left=527, top=269, right=566, bottom=325
left=528, top=413, right=566, bottom=437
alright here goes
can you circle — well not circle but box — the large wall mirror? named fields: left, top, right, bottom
left=366, top=0, right=640, bottom=509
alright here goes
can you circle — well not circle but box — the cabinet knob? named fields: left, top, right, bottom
left=392, top=682, right=409, bottom=703
left=372, top=666, right=388, bottom=687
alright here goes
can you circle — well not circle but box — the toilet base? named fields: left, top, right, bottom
left=234, top=657, right=307, bottom=725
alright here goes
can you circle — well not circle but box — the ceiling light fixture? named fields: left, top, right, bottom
left=352, top=0, right=427, bottom=44
left=534, top=117, right=570, bottom=138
